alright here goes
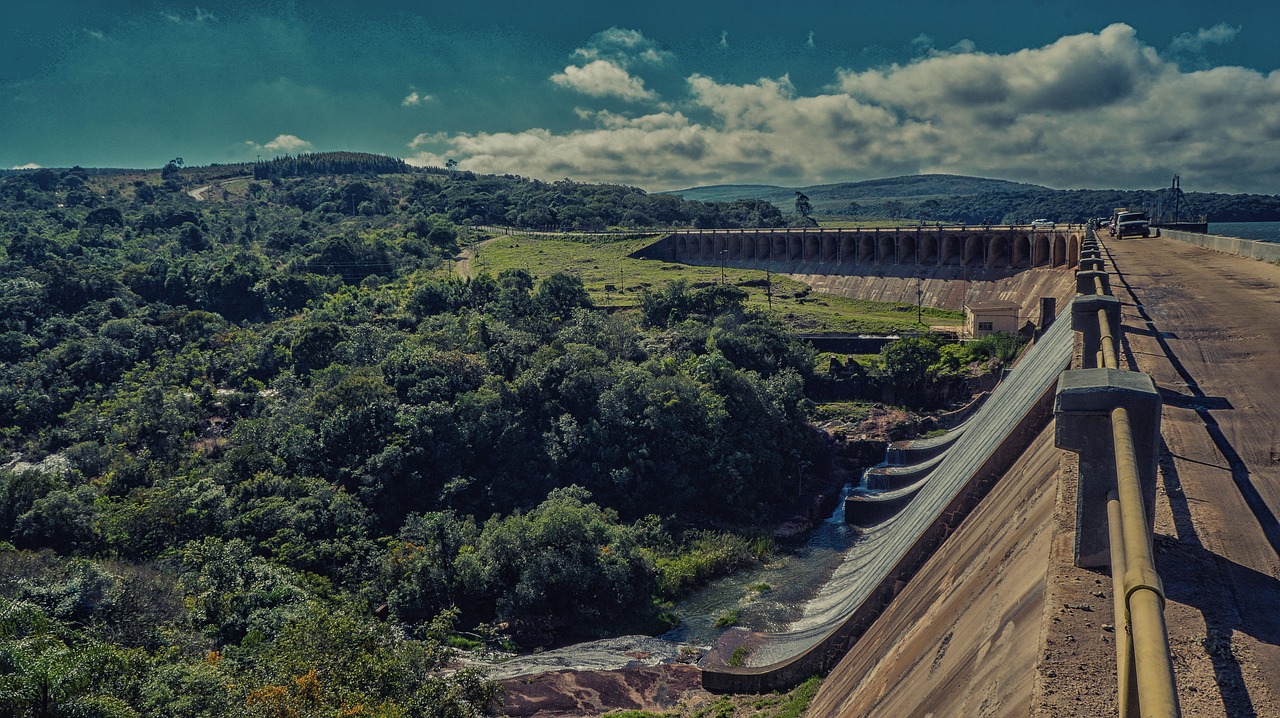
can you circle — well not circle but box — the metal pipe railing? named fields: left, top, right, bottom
left=1076, top=235, right=1180, bottom=717
left=1111, top=406, right=1180, bottom=717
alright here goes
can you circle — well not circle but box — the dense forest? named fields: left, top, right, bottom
left=0, top=155, right=1036, bottom=715
left=0, top=157, right=828, bottom=716
left=672, top=174, right=1280, bottom=224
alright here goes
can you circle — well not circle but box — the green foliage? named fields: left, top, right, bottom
left=0, top=163, right=854, bottom=713
left=653, top=532, right=756, bottom=598
left=728, top=645, right=751, bottom=667
left=714, top=609, right=741, bottom=628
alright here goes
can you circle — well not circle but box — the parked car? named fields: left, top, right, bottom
left=1030, top=219, right=1054, bottom=229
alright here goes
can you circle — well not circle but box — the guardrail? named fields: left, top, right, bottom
left=1054, top=233, right=1181, bottom=717
left=472, top=222, right=1087, bottom=237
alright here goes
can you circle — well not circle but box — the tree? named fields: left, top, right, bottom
left=880, top=336, right=943, bottom=407
left=794, top=192, right=814, bottom=225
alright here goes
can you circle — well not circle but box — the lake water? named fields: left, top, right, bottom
left=1209, top=221, right=1280, bottom=243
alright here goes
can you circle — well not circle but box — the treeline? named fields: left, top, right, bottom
left=832, top=187, right=1280, bottom=224
left=252, top=152, right=414, bottom=180
left=0, top=167, right=821, bottom=714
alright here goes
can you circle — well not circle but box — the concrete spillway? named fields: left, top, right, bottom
left=701, top=303, right=1075, bottom=691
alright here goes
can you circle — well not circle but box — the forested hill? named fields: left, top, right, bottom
left=666, top=174, right=1280, bottom=223
left=0, top=159, right=828, bottom=714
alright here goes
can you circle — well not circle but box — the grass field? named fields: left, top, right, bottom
left=460, top=234, right=963, bottom=334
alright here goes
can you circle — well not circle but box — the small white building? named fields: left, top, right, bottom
left=964, top=301, right=1021, bottom=338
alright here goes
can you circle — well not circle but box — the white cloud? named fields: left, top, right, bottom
left=551, top=59, right=659, bottom=102
left=164, top=8, right=216, bottom=24
left=402, top=91, right=433, bottom=107
left=573, top=27, right=673, bottom=67
left=807, top=31, right=815, bottom=50
left=12, top=163, right=42, bottom=170
left=1169, top=23, right=1240, bottom=54
left=407, top=23, right=1280, bottom=192
left=246, top=134, right=314, bottom=154
left=719, top=31, right=729, bottom=49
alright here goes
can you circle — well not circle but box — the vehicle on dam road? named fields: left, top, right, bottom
left=1114, top=210, right=1152, bottom=238
left=1030, top=218, right=1055, bottom=229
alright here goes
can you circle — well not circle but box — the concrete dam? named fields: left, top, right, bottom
left=633, top=225, right=1083, bottom=272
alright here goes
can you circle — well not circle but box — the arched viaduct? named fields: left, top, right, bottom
left=634, top=226, right=1081, bottom=271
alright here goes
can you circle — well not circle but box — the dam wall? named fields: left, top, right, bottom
left=1159, top=228, right=1280, bottom=263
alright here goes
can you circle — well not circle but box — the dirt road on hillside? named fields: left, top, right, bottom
left=1106, top=236, right=1280, bottom=716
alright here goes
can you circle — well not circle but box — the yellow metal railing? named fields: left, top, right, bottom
left=1079, top=237, right=1181, bottom=717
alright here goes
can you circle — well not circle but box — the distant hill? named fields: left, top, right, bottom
left=666, top=174, right=1044, bottom=207
left=665, top=174, right=1280, bottom=224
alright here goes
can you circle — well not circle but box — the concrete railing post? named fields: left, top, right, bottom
left=1054, top=368, right=1162, bottom=567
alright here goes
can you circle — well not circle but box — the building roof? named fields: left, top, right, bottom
left=965, top=301, right=1022, bottom=312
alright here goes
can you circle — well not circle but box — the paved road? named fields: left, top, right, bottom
left=1106, top=236, right=1280, bottom=715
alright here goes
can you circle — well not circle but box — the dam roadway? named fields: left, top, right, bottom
left=807, top=233, right=1280, bottom=717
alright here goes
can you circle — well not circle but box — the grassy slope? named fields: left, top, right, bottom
left=462, top=234, right=963, bottom=334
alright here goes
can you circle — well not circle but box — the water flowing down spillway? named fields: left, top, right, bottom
left=663, top=481, right=864, bottom=646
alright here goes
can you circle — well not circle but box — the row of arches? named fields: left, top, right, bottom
left=653, top=230, right=1080, bottom=270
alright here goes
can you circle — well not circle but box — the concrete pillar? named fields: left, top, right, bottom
left=1075, top=269, right=1111, bottom=295
left=1054, top=368, right=1162, bottom=567
left=1071, top=294, right=1121, bottom=361
left=1040, top=297, right=1057, bottom=332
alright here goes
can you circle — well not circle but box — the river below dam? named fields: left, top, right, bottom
left=480, top=480, right=871, bottom=680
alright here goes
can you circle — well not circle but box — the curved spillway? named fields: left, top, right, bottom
left=701, top=308, right=1075, bottom=689
left=885, top=417, right=971, bottom=465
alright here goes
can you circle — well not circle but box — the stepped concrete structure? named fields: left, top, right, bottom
left=803, top=230, right=1280, bottom=717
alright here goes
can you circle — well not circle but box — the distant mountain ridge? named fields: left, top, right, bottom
left=664, top=173, right=1280, bottom=223
left=664, top=174, right=1046, bottom=205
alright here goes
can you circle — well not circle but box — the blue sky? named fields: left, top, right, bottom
left=4, top=1, right=1280, bottom=192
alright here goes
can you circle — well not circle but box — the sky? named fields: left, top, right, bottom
left=4, top=1, right=1280, bottom=193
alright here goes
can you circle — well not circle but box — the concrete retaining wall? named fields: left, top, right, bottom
left=1160, top=229, right=1280, bottom=263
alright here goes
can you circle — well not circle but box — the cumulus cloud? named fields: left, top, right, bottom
left=12, top=163, right=42, bottom=170
left=1169, top=23, right=1240, bottom=54
left=573, top=27, right=673, bottom=67
left=551, top=28, right=670, bottom=103
left=408, top=23, right=1280, bottom=192
left=402, top=91, right=433, bottom=107
left=246, top=134, right=314, bottom=154
left=551, top=60, right=658, bottom=102
left=719, top=31, right=729, bottom=49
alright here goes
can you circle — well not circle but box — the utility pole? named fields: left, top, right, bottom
left=916, top=277, right=924, bottom=326
left=766, top=268, right=773, bottom=309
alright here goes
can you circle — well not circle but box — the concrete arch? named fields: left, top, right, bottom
left=920, top=234, right=939, bottom=265
left=788, top=235, right=803, bottom=261
left=772, top=235, right=787, bottom=261
left=755, top=235, right=770, bottom=260
left=840, top=234, right=858, bottom=264
left=878, top=234, right=896, bottom=264
left=859, top=235, right=876, bottom=263
left=1034, top=235, right=1051, bottom=267
left=806, top=233, right=821, bottom=262
left=1012, top=235, right=1031, bottom=268
left=963, top=235, right=985, bottom=267
left=988, top=234, right=1011, bottom=268
left=900, top=233, right=918, bottom=265
left=821, top=234, right=838, bottom=262
left=1067, top=235, right=1080, bottom=268
left=941, top=234, right=962, bottom=265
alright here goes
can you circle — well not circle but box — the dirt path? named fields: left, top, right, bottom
left=1105, top=236, right=1280, bottom=716
left=187, top=184, right=211, bottom=201
left=454, top=237, right=501, bottom=278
